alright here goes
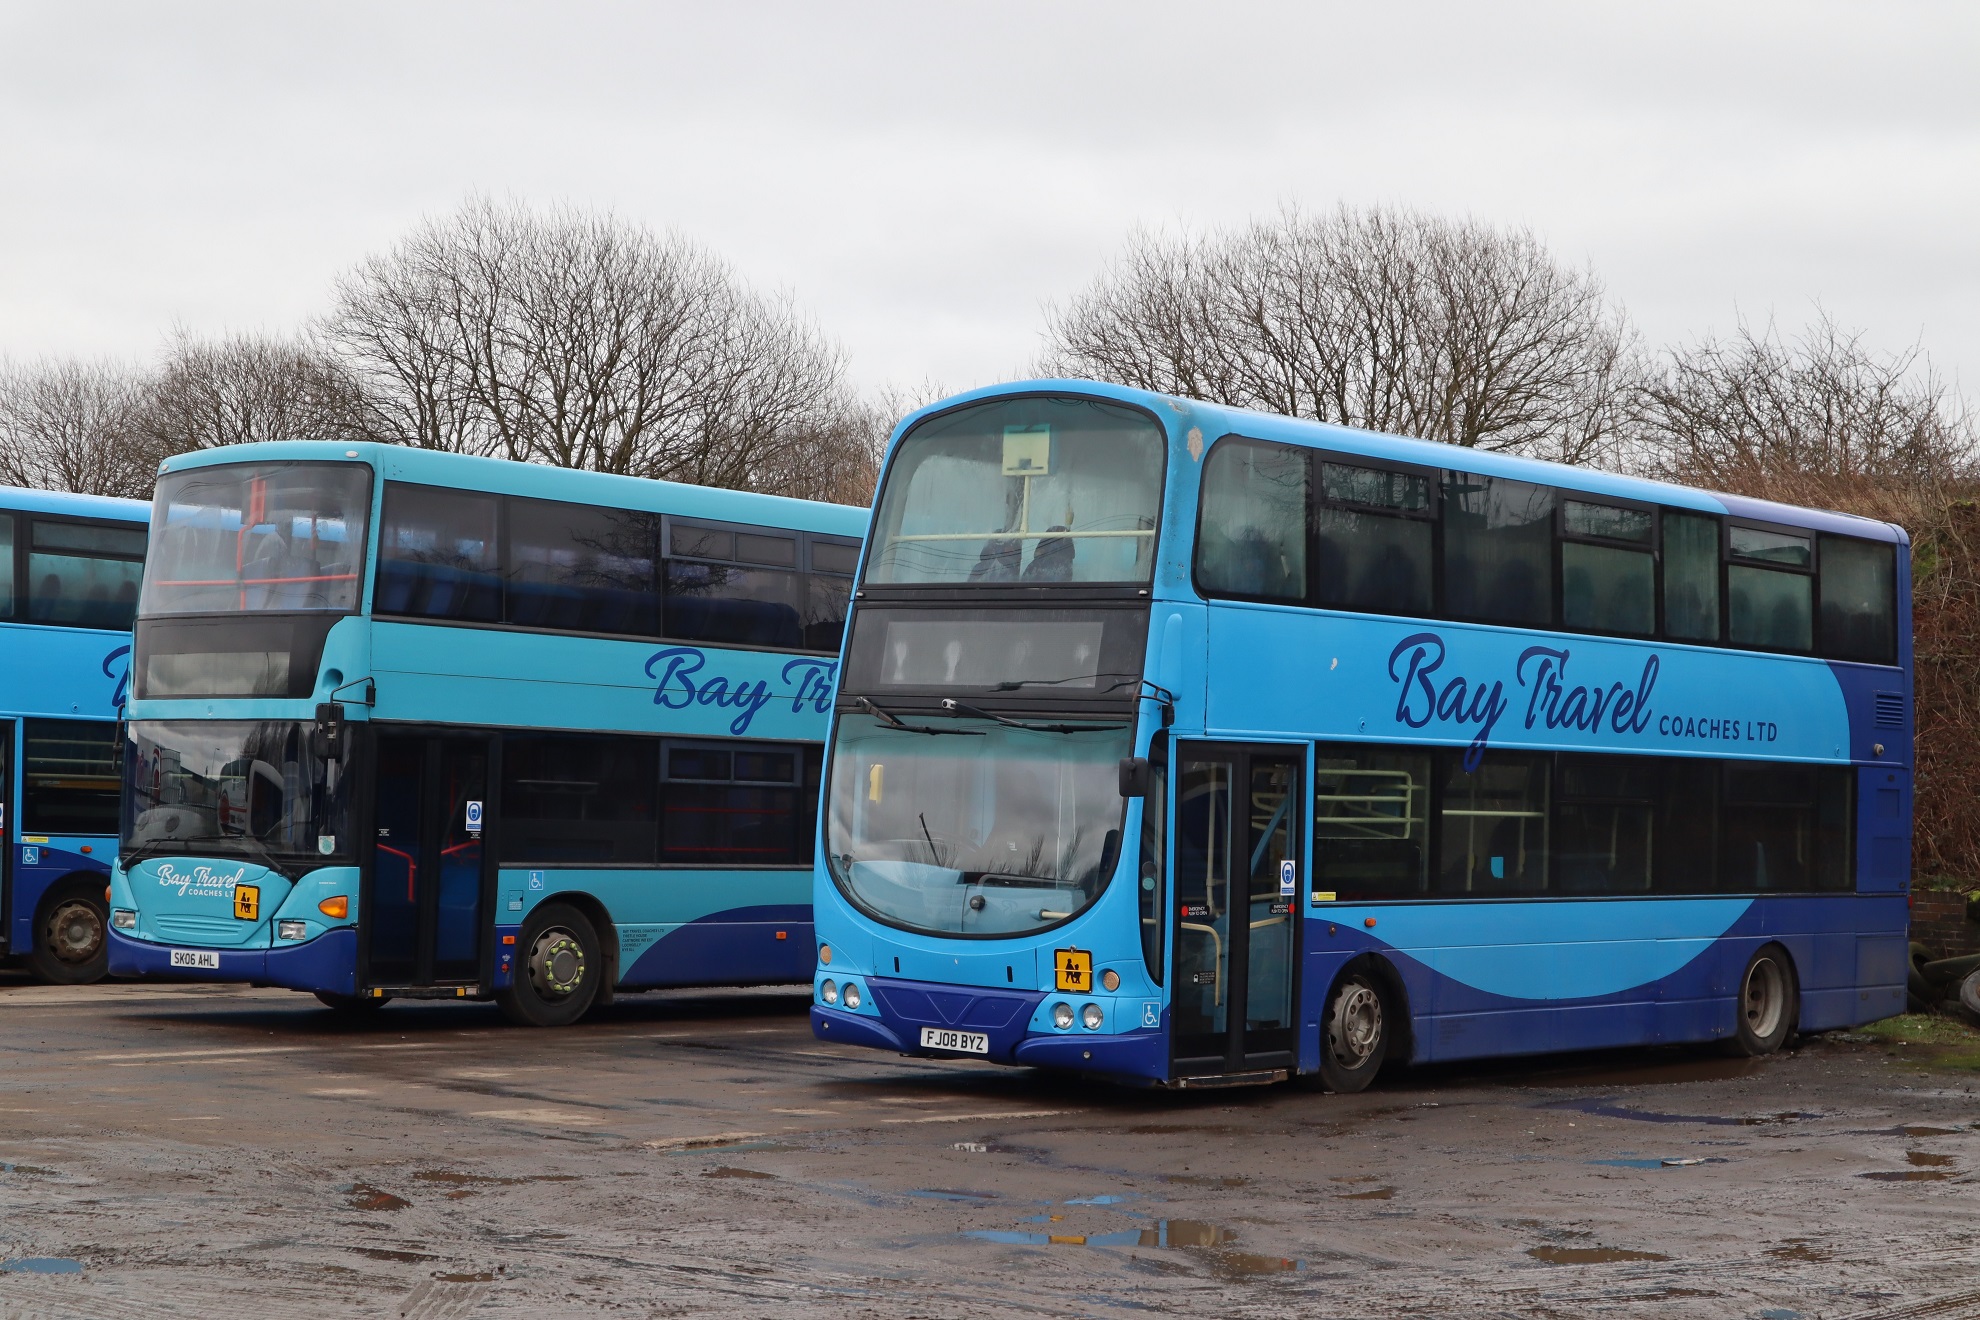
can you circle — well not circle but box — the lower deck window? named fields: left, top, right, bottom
left=1314, top=744, right=1854, bottom=898
left=23, top=719, right=121, bottom=835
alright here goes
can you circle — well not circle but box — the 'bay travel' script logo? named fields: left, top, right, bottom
left=103, top=643, right=131, bottom=710
left=1387, top=632, right=1658, bottom=770
left=645, top=647, right=838, bottom=736
left=153, top=862, right=250, bottom=901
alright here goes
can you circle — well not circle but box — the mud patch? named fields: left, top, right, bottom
left=1528, top=1245, right=1671, bottom=1265
left=1859, top=1169, right=1956, bottom=1182
left=1769, top=1241, right=1831, bottom=1262
left=343, top=1183, right=411, bottom=1211
left=1906, top=1151, right=1956, bottom=1167
left=349, top=1247, right=436, bottom=1263
left=703, top=1166, right=775, bottom=1180
left=1540, top=1098, right=1816, bottom=1126
left=1341, top=1186, right=1395, bottom=1200
left=434, top=1271, right=498, bottom=1282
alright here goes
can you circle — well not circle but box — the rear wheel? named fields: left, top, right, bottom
left=495, top=904, right=602, bottom=1028
left=1317, top=971, right=1388, bottom=1093
left=26, top=880, right=108, bottom=985
left=1729, top=946, right=1798, bottom=1056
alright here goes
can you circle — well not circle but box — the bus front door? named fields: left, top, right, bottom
left=0, top=719, right=12, bottom=951
left=1170, top=744, right=1300, bottom=1080
left=364, top=733, right=490, bottom=992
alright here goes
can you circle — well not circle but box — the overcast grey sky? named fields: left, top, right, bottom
left=2, top=2, right=1976, bottom=399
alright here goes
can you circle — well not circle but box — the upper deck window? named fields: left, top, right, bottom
left=1727, top=524, right=1812, bottom=652
left=1197, top=439, right=1306, bottom=601
left=867, top=396, right=1164, bottom=586
left=27, top=518, right=146, bottom=631
left=1818, top=534, right=1897, bottom=664
left=1442, top=475, right=1554, bottom=627
left=142, top=462, right=370, bottom=617
left=1314, top=460, right=1433, bottom=615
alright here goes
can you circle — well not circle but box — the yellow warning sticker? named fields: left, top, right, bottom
left=233, top=884, right=260, bottom=921
left=1053, top=947, right=1093, bottom=993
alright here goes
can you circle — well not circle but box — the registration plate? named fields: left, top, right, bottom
left=169, top=949, right=220, bottom=970
left=920, top=1027, right=989, bottom=1055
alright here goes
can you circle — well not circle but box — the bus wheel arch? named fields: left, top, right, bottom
left=496, top=894, right=616, bottom=1027
left=541, top=891, right=619, bottom=1004
left=1303, top=954, right=1412, bottom=1094
left=26, top=872, right=111, bottom=986
left=1728, top=942, right=1800, bottom=1057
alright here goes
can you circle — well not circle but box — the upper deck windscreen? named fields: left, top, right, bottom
left=866, top=397, right=1164, bottom=586
left=141, top=462, right=372, bottom=617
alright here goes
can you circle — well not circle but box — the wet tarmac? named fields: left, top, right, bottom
left=0, top=972, right=1977, bottom=1318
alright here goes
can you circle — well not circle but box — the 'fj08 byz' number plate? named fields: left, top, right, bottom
left=169, top=949, right=221, bottom=970
left=920, top=1027, right=989, bottom=1055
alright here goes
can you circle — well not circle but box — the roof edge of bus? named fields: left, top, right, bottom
left=155, top=440, right=868, bottom=533
left=905, top=379, right=1909, bottom=545
left=0, top=483, right=151, bottom=521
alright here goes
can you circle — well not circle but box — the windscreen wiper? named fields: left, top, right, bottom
left=990, top=670, right=1136, bottom=691
left=938, top=698, right=1127, bottom=735
left=854, top=695, right=985, bottom=737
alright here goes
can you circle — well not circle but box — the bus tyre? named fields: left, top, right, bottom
left=1318, top=971, right=1388, bottom=1093
left=496, top=904, right=601, bottom=1028
left=26, top=880, right=109, bottom=985
left=314, top=992, right=389, bottom=1014
left=1729, top=946, right=1798, bottom=1057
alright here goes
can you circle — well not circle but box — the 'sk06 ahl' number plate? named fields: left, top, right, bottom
left=919, top=1027, right=989, bottom=1055
left=169, top=949, right=221, bottom=970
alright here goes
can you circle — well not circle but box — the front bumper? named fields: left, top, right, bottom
left=108, top=927, right=358, bottom=997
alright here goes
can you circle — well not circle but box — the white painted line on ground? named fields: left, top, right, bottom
left=469, top=1108, right=605, bottom=1125
left=879, top=1109, right=1069, bottom=1125
left=88, top=1045, right=311, bottom=1061
left=644, top=1131, right=764, bottom=1150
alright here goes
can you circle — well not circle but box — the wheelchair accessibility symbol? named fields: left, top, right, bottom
left=1140, top=1002, right=1160, bottom=1029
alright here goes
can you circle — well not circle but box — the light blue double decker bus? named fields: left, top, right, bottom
left=0, top=486, right=147, bottom=985
left=809, top=382, right=1910, bottom=1089
left=108, top=442, right=862, bottom=1024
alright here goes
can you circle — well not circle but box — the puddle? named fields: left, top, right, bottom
left=1589, top=1157, right=1729, bottom=1169
left=349, top=1247, right=436, bottom=1263
left=1850, top=1125, right=1966, bottom=1138
left=964, top=1219, right=1301, bottom=1273
left=1065, top=1194, right=1127, bottom=1205
left=1165, top=1174, right=1247, bottom=1188
left=1540, top=1098, right=1817, bottom=1127
left=1528, top=1245, right=1672, bottom=1265
left=433, top=1271, right=498, bottom=1282
left=0, top=1163, right=56, bottom=1176
left=1859, top=1169, right=1956, bottom=1182
left=1907, top=1151, right=1956, bottom=1167
left=703, top=1166, right=775, bottom=1180
left=1535, top=1056, right=1766, bottom=1086
left=1341, top=1186, right=1395, bottom=1200
left=909, top=1188, right=1000, bottom=1202
left=1769, top=1241, right=1831, bottom=1262
left=342, top=1183, right=411, bottom=1212
left=0, top=1258, right=81, bottom=1275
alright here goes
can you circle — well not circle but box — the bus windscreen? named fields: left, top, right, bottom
left=141, top=462, right=371, bottom=616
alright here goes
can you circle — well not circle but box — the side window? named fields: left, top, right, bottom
left=1552, top=755, right=1655, bottom=892
left=1662, top=512, right=1721, bottom=642
left=27, top=520, right=146, bottom=630
left=1314, top=462, right=1434, bottom=617
left=23, top=719, right=121, bottom=835
left=1196, top=439, right=1307, bottom=601
left=1819, top=535, right=1897, bottom=664
left=376, top=484, right=501, bottom=623
left=1719, top=762, right=1850, bottom=891
left=804, top=537, right=859, bottom=653
left=0, top=513, right=15, bottom=619
left=499, top=734, right=658, bottom=864
left=660, top=740, right=810, bottom=865
left=505, top=498, right=660, bottom=637
left=1727, top=525, right=1812, bottom=652
left=1436, top=751, right=1548, bottom=893
left=1313, top=748, right=1431, bottom=898
left=664, top=522, right=804, bottom=649
left=1559, top=501, right=1654, bottom=636
left=1441, top=475, right=1554, bottom=626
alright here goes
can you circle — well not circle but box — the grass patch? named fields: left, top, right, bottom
left=1857, top=1013, right=1980, bottom=1071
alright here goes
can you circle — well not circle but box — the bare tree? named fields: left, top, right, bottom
left=1041, top=205, right=1638, bottom=466
left=1634, top=312, right=1977, bottom=492
left=324, top=198, right=867, bottom=496
left=133, top=328, right=365, bottom=457
left=0, top=358, right=153, bottom=498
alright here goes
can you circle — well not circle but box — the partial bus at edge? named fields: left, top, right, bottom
left=808, top=380, right=1911, bottom=1090
left=0, top=486, right=147, bottom=984
left=108, top=442, right=862, bottom=1024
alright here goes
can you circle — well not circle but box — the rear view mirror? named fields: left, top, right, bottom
left=312, top=702, right=346, bottom=760
left=1118, top=757, right=1152, bottom=798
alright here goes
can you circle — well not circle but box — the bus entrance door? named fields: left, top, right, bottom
left=1170, top=744, right=1301, bottom=1081
left=363, top=733, right=490, bottom=993
left=0, top=719, right=12, bottom=951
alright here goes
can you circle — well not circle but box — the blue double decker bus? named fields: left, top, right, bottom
left=0, top=486, right=148, bottom=984
left=810, top=382, right=1911, bottom=1089
left=109, top=442, right=863, bottom=1024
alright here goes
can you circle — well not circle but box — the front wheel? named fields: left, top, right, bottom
left=1316, top=971, right=1388, bottom=1093
left=26, top=881, right=109, bottom=985
left=495, top=904, right=602, bottom=1028
left=1728, top=945, right=1798, bottom=1056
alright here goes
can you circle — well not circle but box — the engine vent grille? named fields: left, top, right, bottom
left=1874, top=692, right=1906, bottom=728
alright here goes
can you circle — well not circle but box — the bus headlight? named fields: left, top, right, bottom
left=1081, top=1003, right=1103, bottom=1031
left=842, top=981, right=862, bottom=1011
left=1052, top=1002, right=1074, bottom=1030
left=276, top=920, right=308, bottom=941
left=111, top=909, right=136, bottom=930
left=821, top=979, right=839, bottom=1005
